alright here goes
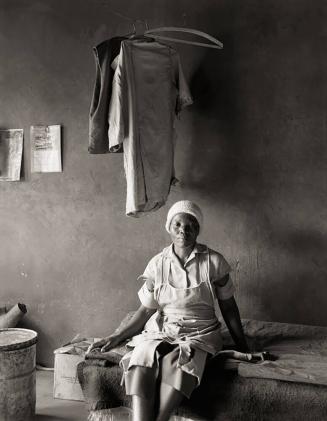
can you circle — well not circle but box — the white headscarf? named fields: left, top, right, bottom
left=165, top=200, right=203, bottom=233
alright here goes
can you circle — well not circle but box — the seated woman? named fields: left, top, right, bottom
left=87, top=200, right=249, bottom=421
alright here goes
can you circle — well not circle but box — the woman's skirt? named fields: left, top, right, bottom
left=125, top=342, right=201, bottom=399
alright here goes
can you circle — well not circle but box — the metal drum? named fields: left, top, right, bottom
left=0, top=328, right=38, bottom=421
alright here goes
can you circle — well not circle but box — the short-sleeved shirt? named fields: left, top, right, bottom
left=138, top=243, right=235, bottom=309
left=120, top=243, right=235, bottom=385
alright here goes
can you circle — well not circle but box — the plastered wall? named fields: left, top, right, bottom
left=0, top=0, right=326, bottom=366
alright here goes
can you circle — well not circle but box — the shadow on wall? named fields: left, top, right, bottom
left=178, top=20, right=327, bottom=325
left=259, top=228, right=327, bottom=325
left=184, top=29, right=267, bottom=207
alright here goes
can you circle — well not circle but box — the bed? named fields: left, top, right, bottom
left=77, top=317, right=327, bottom=420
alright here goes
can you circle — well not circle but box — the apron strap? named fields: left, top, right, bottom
left=203, top=248, right=221, bottom=319
left=156, top=253, right=169, bottom=285
left=155, top=253, right=170, bottom=302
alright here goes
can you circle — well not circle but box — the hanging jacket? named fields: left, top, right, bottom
left=88, top=37, right=126, bottom=154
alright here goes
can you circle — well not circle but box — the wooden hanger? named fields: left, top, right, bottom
left=144, top=26, right=223, bottom=49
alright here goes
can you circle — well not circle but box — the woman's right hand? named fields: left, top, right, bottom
left=86, top=334, right=122, bottom=354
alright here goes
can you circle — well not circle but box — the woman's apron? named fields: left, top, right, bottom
left=120, top=249, right=223, bottom=385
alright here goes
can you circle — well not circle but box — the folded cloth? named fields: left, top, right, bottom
left=85, top=342, right=129, bottom=365
left=85, top=351, right=123, bottom=365
left=83, top=359, right=111, bottom=368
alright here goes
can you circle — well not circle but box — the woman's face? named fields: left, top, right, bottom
left=169, top=213, right=199, bottom=249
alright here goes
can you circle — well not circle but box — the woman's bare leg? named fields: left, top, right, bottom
left=132, top=394, right=155, bottom=421
left=156, top=382, right=184, bottom=421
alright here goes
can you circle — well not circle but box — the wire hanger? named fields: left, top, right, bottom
left=127, top=19, right=150, bottom=39
left=144, top=26, right=223, bottom=49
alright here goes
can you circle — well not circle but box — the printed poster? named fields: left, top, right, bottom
left=31, top=125, right=62, bottom=173
left=0, top=129, right=24, bottom=181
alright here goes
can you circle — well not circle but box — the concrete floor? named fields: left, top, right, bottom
left=35, top=370, right=87, bottom=421
left=34, top=371, right=190, bottom=421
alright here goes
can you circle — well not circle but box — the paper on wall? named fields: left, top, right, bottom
left=31, top=125, right=62, bottom=173
left=0, top=129, right=24, bottom=181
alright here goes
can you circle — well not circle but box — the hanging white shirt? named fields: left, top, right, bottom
left=109, top=39, right=193, bottom=216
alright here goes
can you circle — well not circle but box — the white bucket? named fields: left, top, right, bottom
left=0, top=328, right=38, bottom=421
